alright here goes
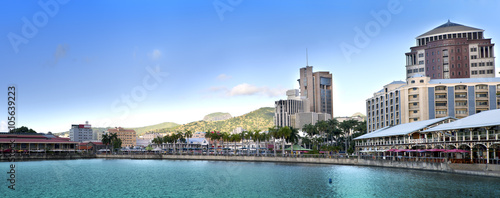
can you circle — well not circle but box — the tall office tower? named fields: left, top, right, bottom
left=405, top=20, right=495, bottom=80
left=298, top=66, right=334, bottom=118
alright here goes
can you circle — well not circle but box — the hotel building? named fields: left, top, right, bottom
left=405, top=20, right=495, bottom=79
left=107, top=127, right=137, bottom=148
left=366, top=75, right=500, bottom=133
left=69, top=121, right=93, bottom=142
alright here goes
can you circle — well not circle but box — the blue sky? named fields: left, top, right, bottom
left=1, top=0, right=499, bottom=132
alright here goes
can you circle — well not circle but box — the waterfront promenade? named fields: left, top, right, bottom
left=96, top=153, right=500, bottom=177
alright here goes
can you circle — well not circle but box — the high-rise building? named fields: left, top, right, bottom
left=405, top=20, right=495, bottom=80
left=274, top=89, right=307, bottom=127
left=69, top=121, right=93, bottom=142
left=366, top=75, right=500, bottom=132
left=298, top=66, right=334, bottom=118
left=107, top=127, right=137, bottom=148
left=274, top=66, right=334, bottom=129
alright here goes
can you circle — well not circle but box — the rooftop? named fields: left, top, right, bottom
left=417, top=20, right=483, bottom=39
left=429, top=77, right=500, bottom=84
left=423, top=109, right=500, bottom=132
left=354, top=117, right=454, bottom=140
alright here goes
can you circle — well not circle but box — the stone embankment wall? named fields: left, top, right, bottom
left=0, top=154, right=95, bottom=161
left=96, top=154, right=500, bottom=177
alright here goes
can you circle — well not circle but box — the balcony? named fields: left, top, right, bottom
left=409, top=98, right=419, bottom=102
left=435, top=89, right=447, bottom=93
left=435, top=96, right=447, bottom=101
left=409, top=105, right=419, bottom=110
left=436, top=105, right=448, bottom=110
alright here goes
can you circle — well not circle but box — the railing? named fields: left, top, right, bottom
left=359, top=155, right=447, bottom=163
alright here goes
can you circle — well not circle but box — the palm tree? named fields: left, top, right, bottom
left=245, top=131, right=253, bottom=156
left=101, top=134, right=110, bottom=154
left=287, top=127, right=300, bottom=156
left=268, top=126, right=279, bottom=157
left=302, top=123, right=318, bottom=138
left=222, top=132, right=230, bottom=155
left=252, top=130, right=261, bottom=156
left=339, top=120, right=358, bottom=152
left=327, top=119, right=341, bottom=146
left=315, top=120, right=329, bottom=147
left=278, top=126, right=291, bottom=157
left=176, top=131, right=184, bottom=155
left=152, top=136, right=163, bottom=148
left=184, top=130, right=193, bottom=153
left=163, top=134, right=173, bottom=152
left=260, top=132, right=270, bottom=156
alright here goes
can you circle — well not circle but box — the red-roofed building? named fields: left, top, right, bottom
left=78, top=141, right=106, bottom=153
left=0, top=133, right=78, bottom=152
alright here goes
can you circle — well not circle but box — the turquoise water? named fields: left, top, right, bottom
left=1, top=159, right=499, bottom=197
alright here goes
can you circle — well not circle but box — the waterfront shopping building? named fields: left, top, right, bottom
left=0, top=133, right=78, bottom=152
left=405, top=20, right=495, bottom=80
left=355, top=109, right=500, bottom=164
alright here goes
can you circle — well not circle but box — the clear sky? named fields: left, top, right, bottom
left=1, top=0, right=499, bottom=132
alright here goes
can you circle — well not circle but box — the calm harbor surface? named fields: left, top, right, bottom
left=2, top=159, right=500, bottom=197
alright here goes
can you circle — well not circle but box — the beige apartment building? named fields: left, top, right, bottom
left=107, top=127, right=137, bottom=148
left=367, top=75, right=500, bottom=133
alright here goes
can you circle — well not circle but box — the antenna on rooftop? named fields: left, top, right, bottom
left=306, top=48, right=309, bottom=66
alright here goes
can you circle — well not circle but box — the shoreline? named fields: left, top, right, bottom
left=2, top=154, right=499, bottom=178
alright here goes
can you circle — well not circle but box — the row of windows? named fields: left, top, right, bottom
left=472, top=62, right=495, bottom=67
left=471, top=70, right=494, bottom=75
left=407, top=68, right=425, bottom=74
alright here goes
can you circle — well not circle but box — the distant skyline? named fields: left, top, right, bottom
left=1, top=0, right=499, bottom=132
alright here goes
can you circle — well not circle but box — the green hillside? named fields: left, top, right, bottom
left=133, top=122, right=179, bottom=136
left=161, top=107, right=275, bottom=133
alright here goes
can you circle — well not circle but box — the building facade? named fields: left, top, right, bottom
left=0, top=133, right=78, bottom=151
left=405, top=20, right=495, bottom=80
left=69, top=121, right=93, bottom=142
left=366, top=75, right=500, bottom=133
left=274, top=89, right=307, bottom=128
left=107, top=127, right=137, bottom=148
left=355, top=109, right=500, bottom=164
left=298, top=66, right=334, bottom=118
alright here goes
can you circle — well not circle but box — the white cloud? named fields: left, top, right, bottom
left=229, top=83, right=261, bottom=96
left=216, top=74, right=232, bottom=81
left=151, top=49, right=162, bottom=60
